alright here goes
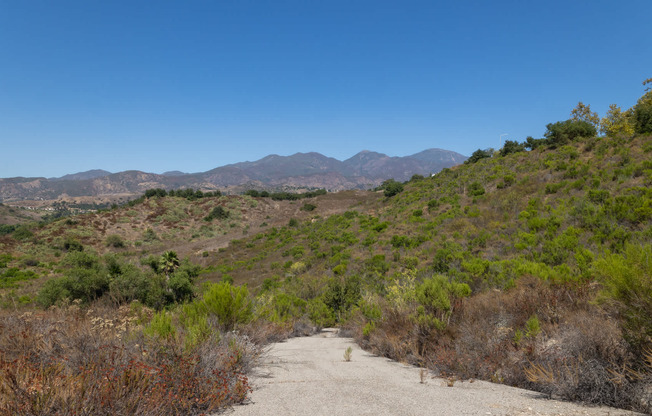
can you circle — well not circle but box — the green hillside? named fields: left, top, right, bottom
left=212, top=135, right=651, bottom=292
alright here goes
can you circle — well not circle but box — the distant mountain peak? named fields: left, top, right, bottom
left=51, top=169, right=112, bottom=181
left=162, top=171, right=188, bottom=177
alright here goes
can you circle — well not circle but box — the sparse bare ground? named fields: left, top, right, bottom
left=227, top=329, right=640, bottom=416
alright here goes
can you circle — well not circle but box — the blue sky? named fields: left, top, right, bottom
left=1, top=0, right=650, bottom=178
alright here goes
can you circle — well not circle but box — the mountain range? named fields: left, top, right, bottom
left=0, top=148, right=467, bottom=202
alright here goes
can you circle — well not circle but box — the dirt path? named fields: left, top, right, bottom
left=227, top=329, right=639, bottom=416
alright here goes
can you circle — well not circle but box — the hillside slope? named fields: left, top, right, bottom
left=210, top=135, right=651, bottom=290
left=0, top=134, right=650, bottom=412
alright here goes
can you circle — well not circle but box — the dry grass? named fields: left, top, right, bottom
left=353, top=277, right=652, bottom=413
left=0, top=303, right=258, bottom=416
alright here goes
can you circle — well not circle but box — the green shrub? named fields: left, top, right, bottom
left=0, top=254, right=11, bottom=268
left=594, top=244, right=652, bottom=349
left=391, top=235, right=417, bottom=248
left=363, top=255, right=389, bottom=276
left=143, top=228, right=158, bottom=242
left=168, top=270, right=196, bottom=303
left=0, top=268, right=38, bottom=289
left=332, top=263, right=347, bottom=275
left=588, top=189, right=609, bottom=204
left=108, top=265, right=152, bottom=304
left=204, top=206, right=229, bottom=221
left=415, top=274, right=471, bottom=326
left=545, top=182, right=565, bottom=194
left=62, top=251, right=100, bottom=269
left=12, top=226, right=33, bottom=241
left=37, top=266, right=109, bottom=307
left=37, top=278, right=73, bottom=307
left=63, top=238, right=84, bottom=252
left=525, top=315, right=541, bottom=338
left=202, top=282, right=253, bottom=330
left=362, top=321, right=376, bottom=337
left=372, top=221, right=389, bottom=232
left=179, top=301, right=211, bottom=349
left=467, top=182, right=485, bottom=197
left=144, top=310, right=176, bottom=340
left=0, top=224, right=17, bottom=236
left=308, top=298, right=336, bottom=327
left=323, top=276, right=361, bottom=321
left=266, top=292, right=307, bottom=323
left=105, top=234, right=126, bottom=248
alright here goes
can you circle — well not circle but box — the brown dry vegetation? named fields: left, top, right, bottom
left=0, top=302, right=258, bottom=416
left=348, top=277, right=652, bottom=411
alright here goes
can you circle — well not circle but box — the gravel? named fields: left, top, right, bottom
left=226, top=328, right=641, bottom=416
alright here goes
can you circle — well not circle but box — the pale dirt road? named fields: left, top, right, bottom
left=226, top=329, right=640, bottom=416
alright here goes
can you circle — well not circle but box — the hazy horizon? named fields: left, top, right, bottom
left=4, top=147, right=468, bottom=179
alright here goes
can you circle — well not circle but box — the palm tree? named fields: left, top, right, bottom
left=159, top=250, right=180, bottom=280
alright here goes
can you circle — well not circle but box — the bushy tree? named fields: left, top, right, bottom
left=499, top=140, right=526, bottom=156
left=570, top=101, right=600, bottom=129
left=631, top=78, right=652, bottom=134
left=204, top=206, right=229, bottom=221
left=524, top=136, right=546, bottom=150
left=144, top=188, right=168, bottom=198
left=634, top=104, right=652, bottom=134
left=382, top=179, right=404, bottom=197
left=600, top=104, right=635, bottom=137
left=323, top=275, right=361, bottom=321
left=464, top=149, right=492, bottom=164
left=544, top=120, right=597, bottom=147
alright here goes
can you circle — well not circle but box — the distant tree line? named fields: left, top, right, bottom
left=243, top=188, right=327, bottom=201
left=143, top=188, right=222, bottom=200
left=125, top=188, right=223, bottom=207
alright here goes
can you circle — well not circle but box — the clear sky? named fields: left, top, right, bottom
left=1, top=0, right=651, bottom=178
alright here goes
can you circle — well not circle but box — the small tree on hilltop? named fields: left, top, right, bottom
left=570, top=101, right=600, bottom=129
left=464, top=148, right=492, bottom=164
left=633, top=78, right=652, bottom=134
left=600, top=104, right=635, bottom=137
left=544, top=120, right=597, bottom=148
left=499, top=140, right=526, bottom=156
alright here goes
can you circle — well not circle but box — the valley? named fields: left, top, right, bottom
left=1, top=114, right=651, bottom=414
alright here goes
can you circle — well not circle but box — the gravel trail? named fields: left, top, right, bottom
left=227, top=328, right=640, bottom=416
